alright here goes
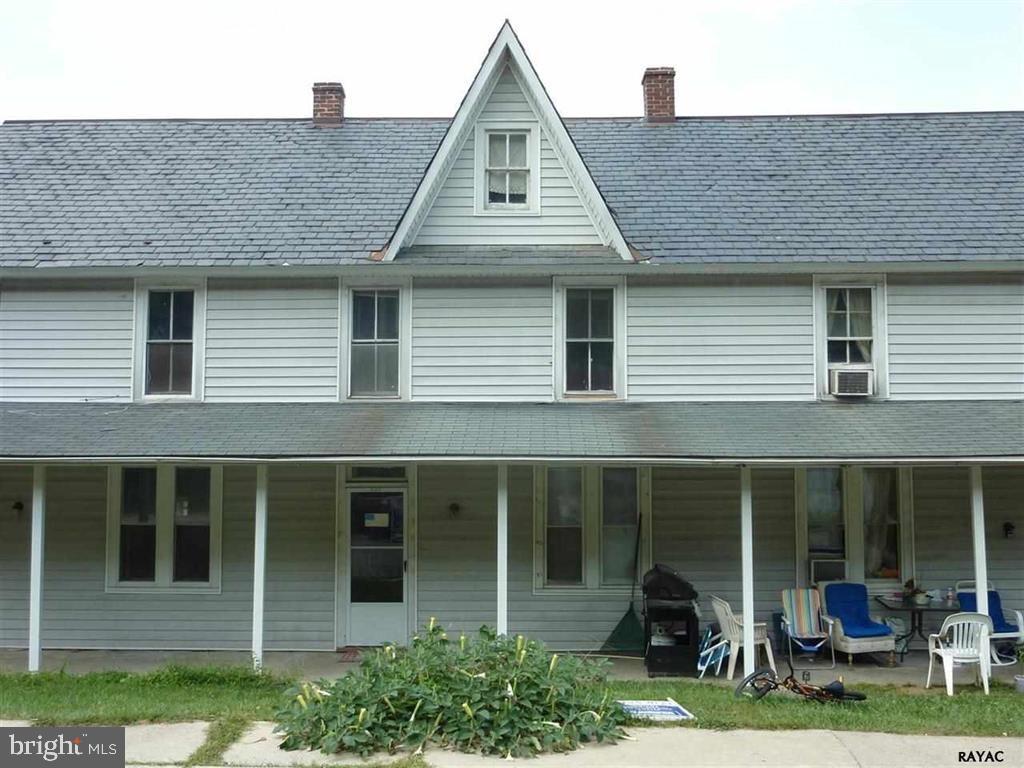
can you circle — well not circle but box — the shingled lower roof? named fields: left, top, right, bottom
left=1, top=112, right=1022, bottom=268
left=1, top=401, right=1020, bottom=461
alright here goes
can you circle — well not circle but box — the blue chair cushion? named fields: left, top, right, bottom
left=824, top=583, right=893, bottom=639
left=957, top=590, right=1019, bottom=635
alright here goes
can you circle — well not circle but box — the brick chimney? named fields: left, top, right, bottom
left=642, top=67, right=675, bottom=122
left=312, top=82, right=345, bottom=127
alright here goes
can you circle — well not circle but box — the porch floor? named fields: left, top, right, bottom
left=1, top=648, right=1019, bottom=688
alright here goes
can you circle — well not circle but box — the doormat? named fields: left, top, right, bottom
left=616, top=697, right=695, bottom=721
left=336, top=647, right=362, bottom=662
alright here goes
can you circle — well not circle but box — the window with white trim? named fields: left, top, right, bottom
left=350, top=289, right=400, bottom=397
left=797, top=466, right=911, bottom=589
left=807, top=467, right=845, bottom=561
left=814, top=278, right=888, bottom=399
left=145, top=289, right=194, bottom=395
left=474, top=123, right=540, bottom=215
left=825, top=287, right=873, bottom=367
left=862, top=467, right=901, bottom=581
left=107, top=465, right=222, bottom=592
left=535, top=466, right=645, bottom=591
left=565, top=288, right=615, bottom=393
left=485, top=131, right=529, bottom=208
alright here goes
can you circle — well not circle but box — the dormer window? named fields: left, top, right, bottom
left=474, top=123, right=540, bottom=215
left=486, top=131, right=529, bottom=207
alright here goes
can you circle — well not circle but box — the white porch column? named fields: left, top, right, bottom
left=740, top=466, right=756, bottom=677
left=252, top=464, right=269, bottom=670
left=969, top=466, right=989, bottom=617
left=496, top=464, right=509, bottom=636
left=28, top=465, right=46, bottom=673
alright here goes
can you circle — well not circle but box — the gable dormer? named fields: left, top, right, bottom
left=384, top=22, right=631, bottom=260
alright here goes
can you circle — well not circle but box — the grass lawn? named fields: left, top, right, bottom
left=609, top=678, right=1024, bottom=737
left=0, top=666, right=290, bottom=725
left=2, top=665, right=1021, bottom=741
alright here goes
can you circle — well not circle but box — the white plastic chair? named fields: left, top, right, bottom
left=710, top=595, right=776, bottom=680
left=925, top=612, right=993, bottom=696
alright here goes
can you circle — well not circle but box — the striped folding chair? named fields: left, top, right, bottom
left=781, top=588, right=836, bottom=669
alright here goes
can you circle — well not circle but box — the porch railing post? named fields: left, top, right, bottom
left=28, top=465, right=46, bottom=673
left=969, top=465, right=989, bottom=617
left=252, top=464, right=269, bottom=671
left=496, top=464, right=509, bottom=636
left=740, top=465, right=755, bottom=678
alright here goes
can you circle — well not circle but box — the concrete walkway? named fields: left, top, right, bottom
left=222, top=721, right=1023, bottom=768
left=5, top=717, right=1021, bottom=767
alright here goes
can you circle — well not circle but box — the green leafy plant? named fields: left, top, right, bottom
left=274, top=619, right=627, bottom=758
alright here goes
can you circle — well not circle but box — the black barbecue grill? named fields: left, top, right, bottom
left=642, top=563, right=700, bottom=677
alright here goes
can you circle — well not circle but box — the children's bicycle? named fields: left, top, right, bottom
left=734, top=661, right=867, bottom=703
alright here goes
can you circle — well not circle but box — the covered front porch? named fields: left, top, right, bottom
left=1, top=400, right=1021, bottom=682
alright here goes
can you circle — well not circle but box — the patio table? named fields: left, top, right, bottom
left=874, top=596, right=960, bottom=660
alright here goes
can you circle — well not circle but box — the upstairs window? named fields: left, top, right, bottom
left=565, top=288, right=614, bottom=393
left=350, top=289, right=400, bottom=397
left=146, top=290, right=194, bottom=395
left=486, top=131, right=529, bottom=207
left=815, top=279, right=888, bottom=399
left=826, top=287, right=873, bottom=367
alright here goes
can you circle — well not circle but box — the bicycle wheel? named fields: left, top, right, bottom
left=734, top=669, right=777, bottom=700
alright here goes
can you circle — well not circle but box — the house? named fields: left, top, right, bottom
left=1, top=23, right=1021, bottom=676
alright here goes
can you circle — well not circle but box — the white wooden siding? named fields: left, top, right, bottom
left=411, top=282, right=553, bottom=401
left=628, top=282, right=816, bottom=400
left=264, top=464, right=336, bottom=649
left=0, top=280, right=134, bottom=402
left=652, top=467, right=796, bottom=623
left=887, top=279, right=1024, bottom=399
left=416, top=464, right=498, bottom=632
left=0, top=465, right=31, bottom=646
left=204, top=280, right=339, bottom=402
left=412, top=66, right=602, bottom=247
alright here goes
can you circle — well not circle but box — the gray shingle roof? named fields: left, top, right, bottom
left=2, top=112, right=1022, bottom=268
left=1, top=401, right=1020, bottom=460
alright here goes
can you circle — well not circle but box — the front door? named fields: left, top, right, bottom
left=347, top=489, right=407, bottom=645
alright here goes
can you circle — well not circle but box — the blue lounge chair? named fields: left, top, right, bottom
left=956, top=581, right=1024, bottom=666
left=818, top=581, right=895, bottom=666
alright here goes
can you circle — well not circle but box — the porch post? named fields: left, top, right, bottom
left=252, top=464, right=269, bottom=671
left=28, top=465, right=46, bottom=673
left=496, top=464, right=509, bottom=636
left=740, top=466, right=756, bottom=677
left=969, top=466, right=989, bottom=617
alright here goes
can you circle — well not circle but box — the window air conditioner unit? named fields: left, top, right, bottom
left=830, top=368, right=873, bottom=397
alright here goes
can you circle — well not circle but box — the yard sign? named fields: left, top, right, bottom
left=616, top=697, right=695, bottom=721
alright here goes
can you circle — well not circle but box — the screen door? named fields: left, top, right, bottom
left=347, top=489, right=407, bottom=645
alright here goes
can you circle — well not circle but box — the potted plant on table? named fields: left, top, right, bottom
left=903, top=579, right=931, bottom=606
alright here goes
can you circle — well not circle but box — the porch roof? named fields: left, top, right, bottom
left=0, top=400, right=1020, bottom=463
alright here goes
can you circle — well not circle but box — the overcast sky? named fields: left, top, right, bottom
left=1, top=0, right=1021, bottom=122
